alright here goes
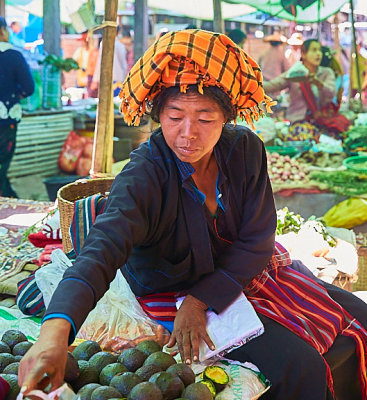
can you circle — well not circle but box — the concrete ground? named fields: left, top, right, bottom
left=10, top=174, right=51, bottom=202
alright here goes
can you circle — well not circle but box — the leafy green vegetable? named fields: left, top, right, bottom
left=310, top=170, right=367, bottom=196
left=276, top=207, right=304, bottom=235
left=40, top=55, right=79, bottom=72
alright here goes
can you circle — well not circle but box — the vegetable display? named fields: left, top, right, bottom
left=298, top=151, right=346, bottom=169
left=310, top=170, right=367, bottom=196
left=343, top=125, right=367, bottom=154
left=276, top=207, right=304, bottom=235
left=267, top=152, right=310, bottom=184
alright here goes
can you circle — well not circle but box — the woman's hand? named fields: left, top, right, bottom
left=18, top=319, right=71, bottom=396
left=166, top=295, right=214, bottom=364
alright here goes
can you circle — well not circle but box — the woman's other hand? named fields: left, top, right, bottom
left=167, top=295, right=214, bottom=364
left=18, top=319, right=71, bottom=395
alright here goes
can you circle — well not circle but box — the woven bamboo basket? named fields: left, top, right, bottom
left=57, top=177, right=114, bottom=253
left=353, top=246, right=367, bottom=291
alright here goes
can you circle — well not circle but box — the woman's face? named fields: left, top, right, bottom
left=0, top=27, right=9, bottom=42
left=302, top=41, right=322, bottom=67
left=159, top=92, right=226, bottom=168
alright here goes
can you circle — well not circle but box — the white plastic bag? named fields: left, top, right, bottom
left=77, top=271, right=169, bottom=352
left=16, top=383, right=75, bottom=400
left=34, top=249, right=72, bottom=307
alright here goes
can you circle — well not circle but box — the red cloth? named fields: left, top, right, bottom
left=0, top=376, right=10, bottom=400
left=28, top=231, right=62, bottom=248
left=37, top=243, right=64, bottom=266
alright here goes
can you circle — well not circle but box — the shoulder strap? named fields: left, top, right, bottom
left=299, top=81, right=318, bottom=114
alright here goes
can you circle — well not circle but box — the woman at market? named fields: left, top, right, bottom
left=0, top=16, right=34, bottom=198
left=19, top=30, right=367, bottom=400
left=263, top=38, right=350, bottom=140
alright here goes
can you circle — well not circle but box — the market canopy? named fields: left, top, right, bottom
left=224, top=0, right=348, bottom=22
left=147, top=0, right=256, bottom=20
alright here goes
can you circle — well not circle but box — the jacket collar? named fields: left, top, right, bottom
left=0, top=42, right=12, bottom=52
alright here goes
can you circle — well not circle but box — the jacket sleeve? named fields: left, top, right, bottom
left=44, top=155, right=164, bottom=332
left=188, top=135, right=276, bottom=313
left=262, top=73, right=289, bottom=94
left=14, top=52, right=34, bottom=98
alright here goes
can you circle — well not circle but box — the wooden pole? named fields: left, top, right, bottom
left=213, top=0, right=224, bottom=33
left=43, top=0, right=61, bottom=56
left=134, top=0, right=148, bottom=62
left=333, top=13, right=341, bottom=66
left=90, top=0, right=118, bottom=176
left=0, top=0, right=5, bottom=17
left=349, top=0, right=363, bottom=111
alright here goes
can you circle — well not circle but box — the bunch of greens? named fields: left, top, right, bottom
left=305, top=217, right=337, bottom=247
left=276, top=207, right=304, bottom=235
left=40, top=55, right=79, bottom=72
left=343, top=125, right=367, bottom=154
left=310, top=170, right=367, bottom=196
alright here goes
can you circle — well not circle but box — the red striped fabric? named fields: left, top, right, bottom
left=245, top=260, right=367, bottom=398
left=137, top=292, right=179, bottom=321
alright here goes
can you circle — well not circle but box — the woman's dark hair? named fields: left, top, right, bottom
left=301, top=38, right=320, bottom=54
left=227, top=29, right=247, bottom=45
left=320, top=46, right=333, bottom=67
left=270, top=41, right=282, bottom=47
left=0, top=16, right=7, bottom=30
left=149, top=85, right=236, bottom=123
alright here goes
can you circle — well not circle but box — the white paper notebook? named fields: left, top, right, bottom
left=177, top=293, right=264, bottom=361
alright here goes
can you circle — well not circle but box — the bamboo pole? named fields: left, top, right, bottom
left=333, top=13, right=341, bottom=66
left=0, top=0, right=5, bottom=17
left=213, top=0, right=224, bottom=33
left=349, top=0, right=363, bottom=111
left=43, top=0, right=61, bottom=56
left=134, top=0, right=148, bottom=62
left=90, top=0, right=118, bottom=177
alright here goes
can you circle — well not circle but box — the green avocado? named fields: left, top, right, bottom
left=12, top=341, right=33, bottom=357
left=2, top=362, right=19, bottom=375
left=90, top=385, right=122, bottom=400
left=143, top=352, right=176, bottom=371
left=182, top=382, right=213, bottom=400
left=64, top=351, right=80, bottom=382
left=71, top=360, right=100, bottom=392
left=135, top=340, right=162, bottom=357
left=89, top=351, right=118, bottom=374
left=99, top=362, right=128, bottom=385
left=110, top=372, right=143, bottom=397
left=76, top=383, right=101, bottom=400
left=166, top=364, right=196, bottom=387
left=0, top=373, right=20, bottom=400
left=127, top=381, right=163, bottom=400
left=149, top=371, right=184, bottom=400
left=0, top=354, right=16, bottom=373
left=73, top=340, right=102, bottom=361
left=0, top=341, right=11, bottom=354
left=1, top=331, right=27, bottom=350
left=118, top=348, right=147, bottom=372
left=135, top=364, right=162, bottom=381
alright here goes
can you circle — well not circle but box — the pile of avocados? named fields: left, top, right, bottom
left=0, top=331, right=230, bottom=400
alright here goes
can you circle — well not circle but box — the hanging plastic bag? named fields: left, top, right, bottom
left=322, top=198, right=367, bottom=229
left=34, top=249, right=73, bottom=307
left=77, top=271, right=169, bottom=352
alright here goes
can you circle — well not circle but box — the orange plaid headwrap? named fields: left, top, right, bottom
left=119, top=29, right=276, bottom=128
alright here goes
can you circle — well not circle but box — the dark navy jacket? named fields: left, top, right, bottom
left=0, top=43, right=34, bottom=126
left=45, top=125, right=276, bottom=336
